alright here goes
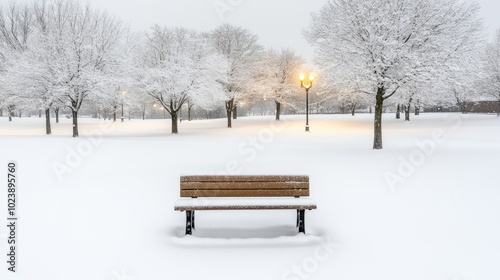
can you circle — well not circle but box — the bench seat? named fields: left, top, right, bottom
left=174, top=197, right=317, bottom=211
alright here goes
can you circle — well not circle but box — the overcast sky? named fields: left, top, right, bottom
left=5, top=0, right=500, bottom=63
left=84, top=0, right=499, bottom=63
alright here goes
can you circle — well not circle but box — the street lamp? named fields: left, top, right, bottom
left=121, top=90, right=126, bottom=122
left=299, top=73, right=314, bottom=132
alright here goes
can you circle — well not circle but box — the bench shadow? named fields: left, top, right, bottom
left=169, top=225, right=325, bottom=248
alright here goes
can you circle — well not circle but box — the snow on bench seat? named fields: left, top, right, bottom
left=174, top=197, right=317, bottom=211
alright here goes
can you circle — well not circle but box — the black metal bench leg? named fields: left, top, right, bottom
left=298, top=209, right=306, bottom=234
left=192, top=210, right=195, bottom=230
left=186, top=211, right=193, bottom=235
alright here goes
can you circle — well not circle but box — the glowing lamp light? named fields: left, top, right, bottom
left=299, top=72, right=316, bottom=133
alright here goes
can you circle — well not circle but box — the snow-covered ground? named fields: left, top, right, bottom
left=0, top=113, right=499, bottom=280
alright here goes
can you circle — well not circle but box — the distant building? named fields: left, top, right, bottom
left=425, top=100, right=499, bottom=114
left=468, top=101, right=499, bottom=114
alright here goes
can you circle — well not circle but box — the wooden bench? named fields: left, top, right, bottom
left=174, top=175, right=317, bottom=235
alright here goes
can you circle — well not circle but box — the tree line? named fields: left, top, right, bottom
left=0, top=0, right=313, bottom=136
left=1, top=0, right=499, bottom=150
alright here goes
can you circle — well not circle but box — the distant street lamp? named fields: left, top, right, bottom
left=299, top=73, right=314, bottom=132
left=121, top=90, right=126, bottom=122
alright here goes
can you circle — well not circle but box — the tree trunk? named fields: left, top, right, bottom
left=54, top=108, right=59, bottom=123
left=171, top=110, right=178, bottom=134
left=415, top=106, right=420, bottom=115
left=39, top=110, right=42, bottom=118
left=45, top=108, right=51, bottom=135
left=351, top=107, right=355, bottom=116
left=373, top=87, right=384, bottom=150
left=19, top=111, right=21, bottom=118
left=461, top=102, right=468, bottom=114
left=72, top=109, right=79, bottom=137
left=225, top=99, right=233, bottom=128
left=275, top=101, right=281, bottom=120
left=233, top=106, right=237, bottom=119
left=497, top=100, right=500, bottom=117
left=396, top=104, right=401, bottom=119
left=113, top=105, right=117, bottom=122
left=8, top=106, right=14, bottom=121
left=188, top=104, right=193, bottom=121
left=405, top=98, right=412, bottom=121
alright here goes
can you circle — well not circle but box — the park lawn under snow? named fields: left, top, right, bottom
left=0, top=113, right=499, bottom=280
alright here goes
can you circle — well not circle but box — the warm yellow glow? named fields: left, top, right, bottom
left=153, top=104, right=157, bottom=108
left=299, top=74, right=305, bottom=81
left=309, top=75, right=315, bottom=82
left=122, top=90, right=126, bottom=95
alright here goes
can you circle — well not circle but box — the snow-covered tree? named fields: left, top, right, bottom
left=138, top=26, right=225, bottom=134
left=305, top=0, right=484, bottom=149
left=56, top=0, right=122, bottom=137
left=211, top=23, right=263, bottom=127
left=442, top=50, right=485, bottom=114
left=335, top=87, right=370, bottom=116
left=0, top=2, right=34, bottom=122
left=483, top=29, right=500, bottom=116
left=17, top=0, right=123, bottom=137
left=257, top=48, right=304, bottom=120
left=2, top=0, right=72, bottom=133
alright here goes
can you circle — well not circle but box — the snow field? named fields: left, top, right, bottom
left=0, top=113, right=499, bottom=280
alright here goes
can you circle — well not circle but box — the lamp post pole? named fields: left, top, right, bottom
left=121, top=90, right=126, bottom=123
left=305, top=87, right=309, bottom=131
left=300, top=74, right=314, bottom=132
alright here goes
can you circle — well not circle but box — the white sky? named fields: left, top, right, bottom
left=85, top=0, right=500, bottom=63
left=84, top=0, right=325, bottom=62
left=4, top=0, right=500, bottom=63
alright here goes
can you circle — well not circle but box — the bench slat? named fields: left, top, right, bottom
left=181, top=189, right=309, bottom=197
left=180, top=175, right=308, bottom=183
left=175, top=205, right=317, bottom=211
left=174, top=197, right=317, bottom=211
left=180, top=181, right=309, bottom=190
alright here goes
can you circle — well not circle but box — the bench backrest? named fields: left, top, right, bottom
left=180, top=175, right=309, bottom=197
